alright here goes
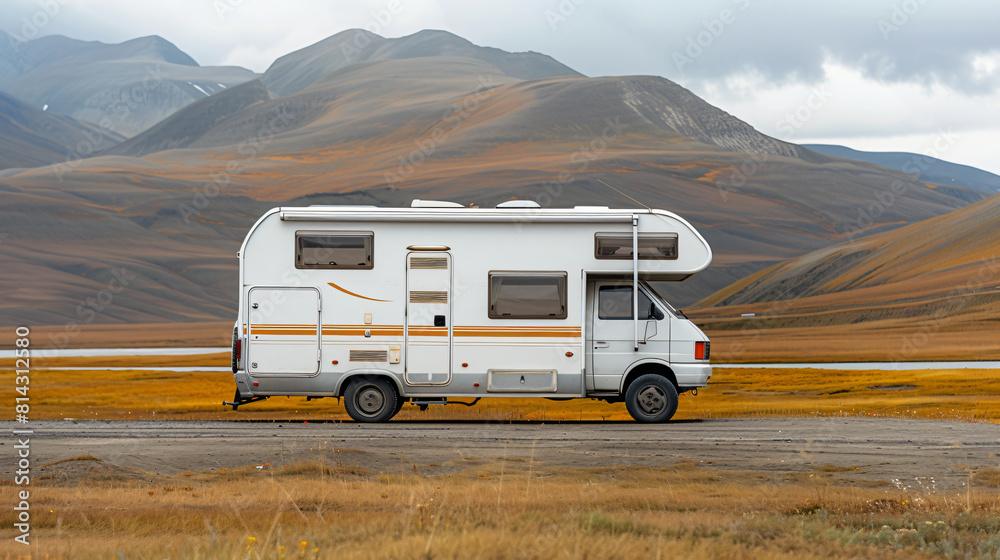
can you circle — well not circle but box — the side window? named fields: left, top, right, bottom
left=595, top=233, right=678, bottom=260
left=488, top=272, right=567, bottom=319
left=295, top=232, right=373, bottom=269
left=598, top=286, right=664, bottom=320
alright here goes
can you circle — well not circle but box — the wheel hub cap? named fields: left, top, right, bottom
left=358, top=387, right=384, bottom=414
left=637, top=385, right=665, bottom=414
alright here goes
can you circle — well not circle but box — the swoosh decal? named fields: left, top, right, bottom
left=327, top=282, right=392, bottom=302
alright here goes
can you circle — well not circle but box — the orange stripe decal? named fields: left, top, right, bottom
left=252, top=329, right=318, bottom=335
left=327, top=282, right=391, bottom=302
left=251, top=324, right=582, bottom=338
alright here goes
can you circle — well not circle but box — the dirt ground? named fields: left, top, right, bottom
left=13, top=417, right=998, bottom=490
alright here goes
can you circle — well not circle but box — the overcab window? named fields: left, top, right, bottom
left=295, top=232, right=373, bottom=269
left=488, top=272, right=567, bottom=319
left=595, top=233, right=678, bottom=260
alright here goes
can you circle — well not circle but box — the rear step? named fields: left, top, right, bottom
left=223, top=390, right=269, bottom=410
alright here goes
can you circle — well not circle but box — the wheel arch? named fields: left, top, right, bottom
left=335, top=369, right=405, bottom=397
left=620, top=360, right=677, bottom=394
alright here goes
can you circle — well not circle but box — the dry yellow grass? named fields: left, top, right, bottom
left=4, top=363, right=998, bottom=423
left=697, top=320, right=1000, bottom=363
left=2, top=457, right=998, bottom=559
left=0, top=352, right=228, bottom=370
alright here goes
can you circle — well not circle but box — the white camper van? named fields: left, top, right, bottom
left=228, top=200, right=713, bottom=423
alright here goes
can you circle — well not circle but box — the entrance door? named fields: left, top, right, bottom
left=404, top=252, right=452, bottom=385
left=588, top=281, right=669, bottom=391
left=247, top=287, right=321, bottom=375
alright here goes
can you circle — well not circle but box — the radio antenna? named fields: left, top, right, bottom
left=595, top=178, right=652, bottom=210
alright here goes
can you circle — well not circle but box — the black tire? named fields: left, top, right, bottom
left=393, top=396, right=406, bottom=416
left=624, top=374, right=679, bottom=423
left=344, top=378, right=399, bottom=422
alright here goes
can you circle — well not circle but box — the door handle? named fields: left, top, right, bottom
left=594, top=341, right=610, bottom=348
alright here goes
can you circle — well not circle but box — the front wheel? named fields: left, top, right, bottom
left=625, top=374, right=679, bottom=423
left=344, top=378, right=399, bottom=422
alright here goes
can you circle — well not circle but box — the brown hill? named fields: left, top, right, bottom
left=0, top=30, right=987, bottom=332
left=689, top=194, right=1000, bottom=361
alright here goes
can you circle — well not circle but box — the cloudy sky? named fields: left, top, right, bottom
left=4, top=0, right=999, bottom=174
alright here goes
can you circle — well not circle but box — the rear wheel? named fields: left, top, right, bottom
left=625, top=374, right=678, bottom=423
left=344, top=378, right=399, bottom=422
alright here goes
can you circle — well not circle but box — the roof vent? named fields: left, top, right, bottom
left=496, top=200, right=541, bottom=209
left=411, top=199, right=464, bottom=208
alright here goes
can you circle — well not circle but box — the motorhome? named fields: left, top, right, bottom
left=228, top=200, right=713, bottom=423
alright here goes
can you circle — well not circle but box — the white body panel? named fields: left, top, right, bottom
left=231, top=204, right=712, bottom=404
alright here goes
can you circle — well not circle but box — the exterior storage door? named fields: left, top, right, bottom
left=247, top=287, right=321, bottom=375
left=405, top=252, right=452, bottom=385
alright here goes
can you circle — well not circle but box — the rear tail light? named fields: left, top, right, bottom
left=695, top=341, right=710, bottom=360
left=236, top=339, right=242, bottom=361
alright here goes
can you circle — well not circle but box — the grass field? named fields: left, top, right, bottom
left=5, top=355, right=1000, bottom=558
left=2, top=455, right=999, bottom=559
left=4, top=353, right=998, bottom=423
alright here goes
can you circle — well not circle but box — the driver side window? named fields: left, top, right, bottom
left=598, top=285, right=664, bottom=320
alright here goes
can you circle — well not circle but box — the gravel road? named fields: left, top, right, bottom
left=9, top=418, right=998, bottom=489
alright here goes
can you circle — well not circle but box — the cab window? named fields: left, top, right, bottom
left=598, top=286, right=664, bottom=320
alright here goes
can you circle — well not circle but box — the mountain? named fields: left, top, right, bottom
left=0, top=34, right=257, bottom=136
left=0, top=30, right=988, bottom=330
left=111, top=55, right=802, bottom=159
left=0, top=90, right=125, bottom=169
left=106, top=79, right=273, bottom=156
left=804, top=144, right=1000, bottom=194
left=260, top=29, right=582, bottom=96
left=689, top=194, right=1000, bottom=360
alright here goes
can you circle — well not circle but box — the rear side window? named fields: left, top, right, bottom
left=489, top=272, right=567, bottom=319
left=595, top=233, right=678, bottom=260
left=295, top=232, right=373, bottom=269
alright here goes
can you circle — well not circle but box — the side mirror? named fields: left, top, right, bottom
left=643, top=319, right=657, bottom=342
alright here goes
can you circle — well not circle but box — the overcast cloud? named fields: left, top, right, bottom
left=2, top=0, right=998, bottom=173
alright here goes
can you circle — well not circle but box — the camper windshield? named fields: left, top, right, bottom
left=640, top=281, right=679, bottom=316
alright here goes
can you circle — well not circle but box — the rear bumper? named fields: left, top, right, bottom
left=672, top=363, right=712, bottom=388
